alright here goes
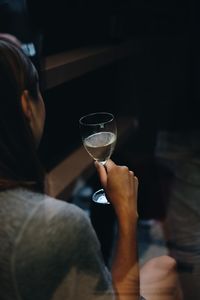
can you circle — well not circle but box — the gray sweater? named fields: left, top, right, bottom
left=0, top=188, right=114, bottom=300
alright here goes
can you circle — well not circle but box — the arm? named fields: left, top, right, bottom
left=95, top=160, right=140, bottom=300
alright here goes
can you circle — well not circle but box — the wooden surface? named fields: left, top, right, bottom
left=42, top=39, right=140, bottom=89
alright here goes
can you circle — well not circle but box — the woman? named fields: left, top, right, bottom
left=0, top=38, right=181, bottom=300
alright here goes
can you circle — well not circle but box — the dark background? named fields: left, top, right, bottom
left=36, top=0, right=199, bottom=167
left=1, top=0, right=199, bottom=264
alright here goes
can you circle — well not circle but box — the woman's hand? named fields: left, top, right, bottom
left=94, top=159, right=138, bottom=223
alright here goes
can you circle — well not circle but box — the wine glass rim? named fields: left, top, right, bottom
left=79, top=112, right=115, bottom=126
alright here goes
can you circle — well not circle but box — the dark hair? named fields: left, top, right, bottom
left=0, top=39, right=45, bottom=192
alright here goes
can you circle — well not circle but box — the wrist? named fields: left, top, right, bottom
left=117, top=211, right=138, bottom=230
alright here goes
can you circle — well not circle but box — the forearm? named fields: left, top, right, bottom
left=94, top=160, right=140, bottom=299
left=111, top=217, right=140, bottom=300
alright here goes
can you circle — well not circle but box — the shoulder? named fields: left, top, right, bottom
left=14, top=190, right=100, bottom=255
left=12, top=191, right=114, bottom=300
left=42, top=193, right=93, bottom=232
left=13, top=191, right=102, bottom=270
left=25, top=191, right=95, bottom=239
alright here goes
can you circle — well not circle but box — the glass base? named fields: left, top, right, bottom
left=92, top=189, right=110, bottom=204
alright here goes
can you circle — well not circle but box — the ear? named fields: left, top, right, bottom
left=21, top=90, right=33, bottom=122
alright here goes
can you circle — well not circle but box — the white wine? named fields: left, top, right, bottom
left=84, top=131, right=116, bottom=164
left=79, top=112, right=116, bottom=204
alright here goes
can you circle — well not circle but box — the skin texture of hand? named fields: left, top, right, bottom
left=94, top=159, right=138, bottom=223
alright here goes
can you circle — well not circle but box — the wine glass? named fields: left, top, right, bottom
left=79, top=112, right=117, bottom=204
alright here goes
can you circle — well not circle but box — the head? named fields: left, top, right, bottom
left=0, top=38, right=46, bottom=192
left=0, top=33, right=22, bottom=48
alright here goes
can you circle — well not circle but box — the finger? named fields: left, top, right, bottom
left=94, top=161, right=107, bottom=187
left=129, top=170, right=134, bottom=187
left=104, top=159, right=116, bottom=172
left=134, top=176, right=139, bottom=205
left=134, top=176, right=139, bottom=190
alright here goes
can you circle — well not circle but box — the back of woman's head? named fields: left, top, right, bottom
left=0, top=38, right=45, bottom=192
